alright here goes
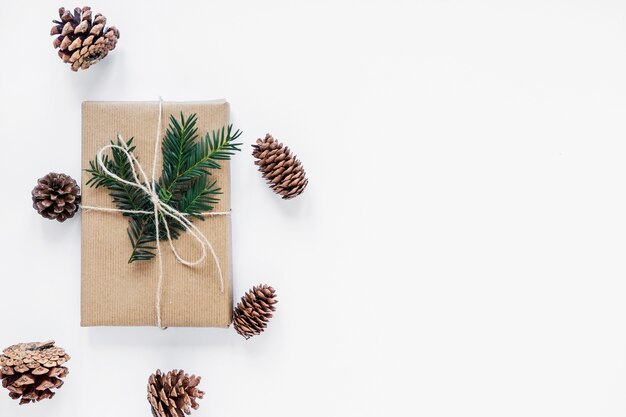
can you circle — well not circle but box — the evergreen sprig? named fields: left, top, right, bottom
left=86, top=113, right=242, bottom=263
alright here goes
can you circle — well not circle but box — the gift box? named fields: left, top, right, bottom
left=81, top=100, right=233, bottom=327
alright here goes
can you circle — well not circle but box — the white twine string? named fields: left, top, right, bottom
left=82, top=98, right=228, bottom=328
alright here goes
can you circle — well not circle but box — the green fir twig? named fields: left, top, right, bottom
left=85, top=113, right=242, bottom=263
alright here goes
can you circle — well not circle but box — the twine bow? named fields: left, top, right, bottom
left=82, top=99, right=228, bottom=328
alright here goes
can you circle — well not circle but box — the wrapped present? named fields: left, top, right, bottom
left=81, top=100, right=237, bottom=327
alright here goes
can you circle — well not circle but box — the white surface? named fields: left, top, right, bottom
left=1, top=0, right=626, bottom=415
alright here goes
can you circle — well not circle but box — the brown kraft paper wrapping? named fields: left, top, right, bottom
left=81, top=100, right=233, bottom=327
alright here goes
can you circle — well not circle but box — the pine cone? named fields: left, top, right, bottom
left=148, top=369, right=204, bottom=417
left=32, top=173, right=81, bottom=222
left=252, top=134, right=308, bottom=199
left=0, top=341, right=70, bottom=405
left=51, top=6, right=119, bottom=71
left=233, top=284, right=278, bottom=339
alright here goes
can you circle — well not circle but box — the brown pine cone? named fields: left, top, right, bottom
left=148, top=369, right=204, bottom=417
left=252, top=134, right=308, bottom=199
left=51, top=6, right=120, bottom=71
left=0, top=341, right=70, bottom=405
left=233, top=284, right=278, bottom=339
left=32, top=173, right=81, bottom=222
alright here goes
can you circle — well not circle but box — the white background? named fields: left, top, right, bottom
left=1, top=0, right=626, bottom=416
